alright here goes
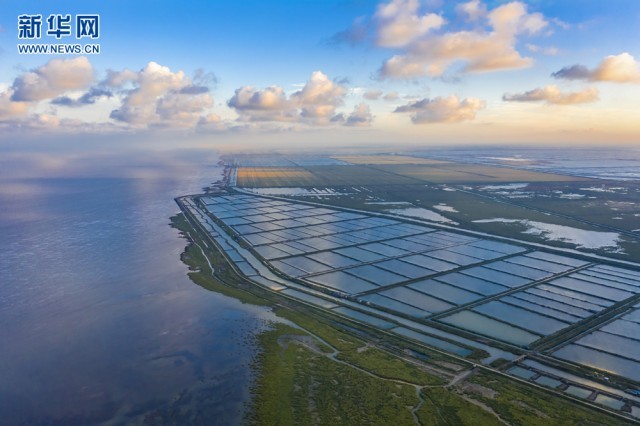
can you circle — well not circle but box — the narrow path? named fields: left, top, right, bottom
left=185, top=230, right=215, bottom=274
left=447, top=368, right=474, bottom=387
left=285, top=323, right=512, bottom=426
left=457, top=393, right=510, bottom=426
left=411, top=387, right=426, bottom=426
left=287, top=324, right=429, bottom=425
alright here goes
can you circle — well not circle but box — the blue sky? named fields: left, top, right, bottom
left=1, top=0, right=639, bottom=146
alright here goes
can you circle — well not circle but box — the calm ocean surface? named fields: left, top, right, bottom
left=0, top=148, right=276, bottom=425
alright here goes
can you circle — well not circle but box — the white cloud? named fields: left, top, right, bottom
left=109, top=62, right=214, bottom=127
left=228, top=71, right=348, bottom=125
left=228, top=86, right=297, bottom=122
left=292, top=71, right=347, bottom=122
left=378, top=1, right=547, bottom=78
left=383, top=91, right=399, bottom=101
left=156, top=91, right=214, bottom=128
left=363, top=90, right=383, bottom=100
left=553, top=52, right=640, bottom=83
left=394, top=95, right=485, bottom=123
left=375, top=0, right=444, bottom=48
left=103, top=69, right=138, bottom=88
left=346, top=103, right=374, bottom=126
left=227, top=71, right=371, bottom=127
left=11, top=57, right=94, bottom=101
left=503, top=85, right=599, bottom=105
left=0, top=89, right=30, bottom=120
left=456, top=0, right=486, bottom=22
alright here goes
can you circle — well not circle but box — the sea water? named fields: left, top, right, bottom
left=0, top=146, right=276, bottom=425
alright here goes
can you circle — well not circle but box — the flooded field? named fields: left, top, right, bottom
left=552, top=303, right=640, bottom=382
left=194, top=192, right=640, bottom=357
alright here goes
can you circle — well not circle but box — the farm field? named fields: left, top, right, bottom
left=372, top=163, right=586, bottom=184
left=237, top=165, right=420, bottom=187
left=332, top=154, right=450, bottom=165
left=236, top=160, right=587, bottom=188
left=236, top=167, right=322, bottom=187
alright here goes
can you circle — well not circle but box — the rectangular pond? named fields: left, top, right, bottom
left=306, top=271, right=378, bottom=294
left=473, top=301, right=570, bottom=336
left=500, top=296, right=582, bottom=323
left=373, top=259, right=436, bottom=280
left=516, top=290, right=595, bottom=317
left=307, top=251, right=361, bottom=268
left=409, top=280, right=484, bottom=305
left=334, top=246, right=387, bottom=263
left=553, top=344, right=640, bottom=382
left=380, top=287, right=455, bottom=313
left=483, top=260, right=553, bottom=281
left=575, top=331, right=640, bottom=360
left=549, top=276, right=634, bottom=302
left=525, top=251, right=589, bottom=268
left=400, top=254, right=458, bottom=272
left=507, top=366, right=537, bottom=380
left=360, top=294, right=427, bottom=318
left=461, top=266, right=531, bottom=288
left=358, top=242, right=410, bottom=257
left=505, top=256, right=574, bottom=274
left=434, top=272, right=509, bottom=296
left=392, top=327, right=472, bottom=357
left=281, top=288, right=338, bottom=309
left=281, top=256, right=332, bottom=274
left=572, top=272, right=640, bottom=293
left=535, top=284, right=612, bottom=308
left=601, top=319, right=640, bottom=341
left=332, top=307, right=396, bottom=330
left=345, top=265, right=408, bottom=286
left=438, top=310, right=541, bottom=346
left=422, top=249, right=483, bottom=266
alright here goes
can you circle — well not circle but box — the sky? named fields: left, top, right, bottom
left=0, top=0, right=639, bottom=148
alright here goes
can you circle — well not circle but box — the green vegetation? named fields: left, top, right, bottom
left=373, top=163, right=585, bottom=184
left=337, top=347, right=446, bottom=386
left=466, top=371, right=634, bottom=425
left=418, top=387, right=503, bottom=426
left=273, top=308, right=365, bottom=353
left=249, top=323, right=418, bottom=426
left=171, top=213, right=270, bottom=306
left=275, top=309, right=447, bottom=385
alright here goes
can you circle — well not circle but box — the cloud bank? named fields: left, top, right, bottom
left=553, top=53, right=640, bottom=83
left=394, top=95, right=485, bottom=123
left=503, top=85, right=599, bottom=105
left=330, top=0, right=550, bottom=79
left=228, top=71, right=367, bottom=127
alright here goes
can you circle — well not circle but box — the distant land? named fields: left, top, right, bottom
left=173, top=150, right=640, bottom=424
